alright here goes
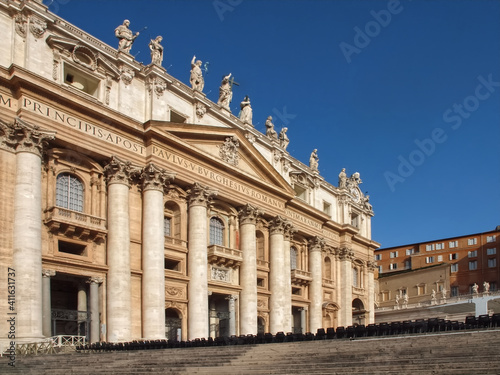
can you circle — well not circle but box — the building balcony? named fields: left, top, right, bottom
left=257, top=259, right=270, bottom=270
left=207, top=245, right=242, bottom=268
left=164, top=235, right=187, bottom=249
left=291, top=269, right=312, bottom=286
left=44, top=206, right=106, bottom=242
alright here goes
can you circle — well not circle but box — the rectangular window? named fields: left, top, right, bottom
left=437, top=255, right=443, bottom=262
left=451, top=264, right=458, bottom=272
left=426, top=244, right=435, bottom=251
left=468, top=238, right=477, bottom=245
left=377, top=265, right=383, bottom=274
left=406, top=248, right=414, bottom=256
left=417, top=285, right=425, bottom=295
left=469, top=260, right=478, bottom=270
left=404, top=260, right=411, bottom=269
left=487, top=235, right=496, bottom=243
left=449, top=240, right=458, bottom=248
left=323, top=201, right=331, bottom=215
left=164, top=258, right=180, bottom=271
left=257, top=278, right=265, bottom=287
left=64, top=64, right=100, bottom=97
left=389, top=263, right=398, bottom=270
left=490, top=282, right=497, bottom=292
left=374, top=254, right=382, bottom=261
left=468, top=250, right=477, bottom=258
left=449, top=253, right=458, bottom=260
left=58, top=240, right=87, bottom=256
left=488, top=258, right=497, bottom=268
left=451, top=286, right=459, bottom=297
left=487, top=248, right=497, bottom=255
left=436, top=243, right=445, bottom=250
left=425, top=256, right=434, bottom=264
left=390, top=251, right=398, bottom=258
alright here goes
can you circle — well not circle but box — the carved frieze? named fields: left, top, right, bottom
left=219, top=136, right=239, bottom=166
left=166, top=286, right=184, bottom=297
left=72, top=45, right=97, bottom=71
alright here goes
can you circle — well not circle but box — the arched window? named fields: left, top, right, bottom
left=209, top=217, right=224, bottom=245
left=290, top=247, right=297, bottom=270
left=256, top=231, right=265, bottom=260
left=56, top=173, right=84, bottom=212
left=352, top=267, right=359, bottom=287
left=324, top=256, right=332, bottom=279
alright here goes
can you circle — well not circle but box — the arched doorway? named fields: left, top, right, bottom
left=165, top=308, right=182, bottom=341
left=352, top=298, right=366, bottom=326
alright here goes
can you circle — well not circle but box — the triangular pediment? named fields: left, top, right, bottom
left=145, top=121, right=295, bottom=196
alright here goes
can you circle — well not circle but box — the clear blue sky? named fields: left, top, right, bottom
left=45, top=0, right=500, bottom=248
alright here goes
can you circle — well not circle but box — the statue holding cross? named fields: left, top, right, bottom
left=218, top=73, right=239, bottom=111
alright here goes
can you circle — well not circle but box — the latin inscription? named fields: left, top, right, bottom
left=21, top=97, right=145, bottom=155
left=153, top=145, right=285, bottom=209
left=284, top=209, right=321, bottom=229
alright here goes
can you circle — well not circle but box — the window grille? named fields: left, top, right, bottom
left=56, top=173, right=84, bottom=212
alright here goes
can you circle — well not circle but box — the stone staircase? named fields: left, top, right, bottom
left=2, top=329, right=500, bottom=374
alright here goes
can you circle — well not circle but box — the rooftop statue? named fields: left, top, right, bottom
left=239, top=96, right=252, bottom=124
left=265, top=116, right=278, bottom=140
left=338, top=168, right=347, bottom=188
left=218, top=73, right=233, bottom=110
left=115, top=19, right=139, bottom=53
left=279, top=127, right=289, bottom=151
left=309, top=149, right=319, bottom=171
left=190, top=55, right=204, bottom=91
left=149, top=36, right=163, bottom=66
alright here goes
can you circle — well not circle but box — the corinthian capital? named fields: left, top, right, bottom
left=187, top=182, right=217, bottom=207
left=141, top=162, right=175, bottom=192
left=238, top=203, right=264, bottom=225
left=269, top=215, right=289, bottom=235
left=337, top=246, right=354, bottom=261
left=104, top=156, right=139, bottom=187
left=283, top=221, right=297, bottom=241
left=0, top=118, right=55, bottom=156
left=308, top=236, right=325, bottom=252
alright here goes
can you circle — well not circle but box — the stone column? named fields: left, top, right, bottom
left=309, top=237, right=325, bottom=333
left=104, top=156, right=137, bottom=342
left=338, top=247, right=354, bottom=327
left=42, top=269, right=56, bottom=338
left=88, top=277, right=102, bottom=343
left=283, top=222, right=296, bottom=333
left=227, top=295, right=236, bottom=337
left=9, top=119, right=55, bottom=341
left=269, top=216, right=288, bottom=334
left=141, top=163, right=175, bottom=339
left=366, top=261, right=376, bottom=324
left=238, top=204, right=263, bottom=335
left=187, top=183, right=216, bottom=340
left=300, top=308, right=307, bottom=334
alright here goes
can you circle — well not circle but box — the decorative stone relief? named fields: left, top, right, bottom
left=187, top=182, right=217, bottom=207
left=120, top=67, right=135, bottom=85
left=154, top=78, right=167, bottom=98
left=42, top=269, right=56, bottom=278
left=238, top=203, right=264, bottom=225
left=367, top=261, right=377, bottom=272
left=337, top=247, right=355, bottom=261
left=166, top=286, right=183, bottom=297
left=29, top=15, right=47, bottom=39
left=140, top=162, right=175, bottom=192
left=195, top=103, right=206, bottom=118
left=52, top=50, right=60, bottom=80
left=0, top=118, right=55, bottom=156
left=103, top=156, right=139, bottom=187
left=308, top=236, right=325, bottom=252
left=105, top=76, right=112, bottom=105
left=15, top=13, right=27, bottom=38
left=245, top=132, right=255, bottom=143
left=219, top=136, right=239, bottom=166
left=72, top=45, right=97, bottom=70
left=88, top=277, right=103, bottom=284
left=211, top=266, right=230, bottom=282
